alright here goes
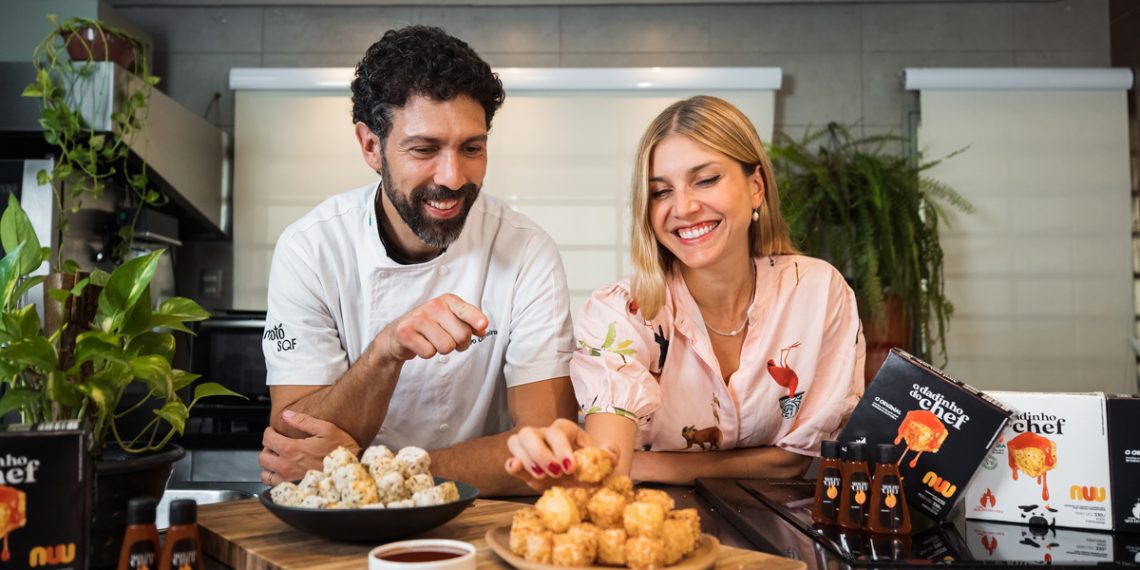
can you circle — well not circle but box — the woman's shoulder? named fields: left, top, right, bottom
left=772, top=254, right=850, bottom=289
left=581, top=279, right=673, bottom=328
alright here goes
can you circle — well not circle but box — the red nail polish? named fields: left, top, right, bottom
left=531, top=465, right=543, bottom=476
left=548, top=462, right=562, bottom=475
left=562, top=458, right=572, bottom=471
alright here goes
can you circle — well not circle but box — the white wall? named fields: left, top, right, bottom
left=920, top=89, right=1133, bottom=393
left=232, top=83, right=774, bottom=312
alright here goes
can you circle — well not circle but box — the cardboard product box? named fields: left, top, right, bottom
left=0, top=421, right=91, bottom=570
left=965, top=519, right=1114, bottom=565
left=1108, top=394, right=1140, bottom=534
left=964, top=392, right=1113, bottom=531
left=836, top=348, right=1012, bottom=522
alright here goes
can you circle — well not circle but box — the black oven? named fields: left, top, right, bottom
left=182, top=310, right=270, bottom=449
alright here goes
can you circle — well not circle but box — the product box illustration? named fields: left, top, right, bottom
left=966, top=519, right=1114, bottom=565
left=836, top=348, right=1012, bottom=521
left=1108, top=394, right=1140, bottom=534
left=964, top=392, right=1113, bottom=531
left=0, top=422, right=91, bottom=570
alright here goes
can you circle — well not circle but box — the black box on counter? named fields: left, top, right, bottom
left=0, top=421, right=91, bottom=570
left=1108, top=394, right=1140, bottom=534
left=837, top=348, right=1012, bottom=522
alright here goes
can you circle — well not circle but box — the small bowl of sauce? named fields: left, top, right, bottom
left=369, top=539, right=476, bottom=570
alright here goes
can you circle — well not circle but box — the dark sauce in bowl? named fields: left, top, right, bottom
left=377, top=549, right=466, bottom=562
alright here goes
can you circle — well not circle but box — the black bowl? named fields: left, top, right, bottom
left=259, top=477, right=479, bottom=542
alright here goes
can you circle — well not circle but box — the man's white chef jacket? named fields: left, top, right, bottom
left=264, top=183, right=573, bottom=450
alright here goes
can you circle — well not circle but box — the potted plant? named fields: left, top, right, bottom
left=0, top=197, right=242, bottom=565
left=22, top=14, right=166, bottom=267
left=768, top=123, right=973, bottom=378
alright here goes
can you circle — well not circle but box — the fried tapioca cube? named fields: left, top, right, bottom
left=523, top=530, right=554, bottom=564
left=624, top=536, right=666, bottom=570
left=552, top=532, right=593, bottom=566
left=635, top=488, right=674, bottom=513
left=623, top=501, right=665, bottom=539
left=597, top=528, right=628, bottom=566
left=667, top=508, right=701, bottom=545
left=662, top=517, right=697, bottom=564
left=536, top=487, right=582, bottom=533
left=572, top=447, right=614, bottom=483
left=587, top=487, right=628, bottom=529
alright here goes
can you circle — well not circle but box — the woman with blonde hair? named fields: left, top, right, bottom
left=506, top=96, right=865, bottom=487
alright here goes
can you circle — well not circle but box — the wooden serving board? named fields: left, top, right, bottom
left=198, top=499, right=806, bottom=570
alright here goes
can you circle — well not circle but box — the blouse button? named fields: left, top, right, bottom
left=439, top=266, right=449, bottom=275
left=438, top=423, right=449, bottom=432
left=439, top=355, right=450, bottom=364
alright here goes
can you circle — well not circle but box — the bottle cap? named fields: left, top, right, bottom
left=844, top=442, right=866, bottom=462
left=876, top=443, right=899, bottom=464
left=820, top=440, right=840, bottom=459
left=169, top=499, right=198, bottom=526
left=126, top=497, right=157, bottom=525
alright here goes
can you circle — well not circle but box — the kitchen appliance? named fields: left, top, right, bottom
left=181, top=311, right=269, bottom=450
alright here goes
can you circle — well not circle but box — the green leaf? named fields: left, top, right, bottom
left=130, top=354, right=172, bottom=398
left=0, top=337, right=57, bottom=372
left=46, top=372, right=82, bottom=408
left=2, top=304, right=43, bottom=340
left=96, top=250, right=161, bottom=332
left=73, top=333, right=127, bottom=369
left=61, top=260, right=81, bottom=275
left=153, top=399, right=187, bottom=435
left=75, top=372, right=117, bottom=414
left=172, top=370, right=200, bottom=391
left=21, top=84, right=42, bottom=98
left=189, top=381, right=245, bottom=408
left=601, top=322, right=616, bottom=349
left=87, top=268, right=110, bottom=287
left=616, top=339, right=633, bottom=349
left=127, top=331, right=174, bottom=361
left=121, top=285, right=152, bottom=336
left=0, top=196, right=45, bottom=278
left=0, top=387, right=41, bottom=417
left=154, top=297, right=210, bottom=323
left=12, top=275, right=46, bottom=304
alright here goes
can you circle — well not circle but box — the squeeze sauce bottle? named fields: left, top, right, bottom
left=811, top=440, right=843, bottom=525
left=837, top=442, right=871, bottom=530
left=117, top=497, right=160, bottom=570
left=158, top=499, right=203, bottom=570
left=867, top=443, right=912, bottom=536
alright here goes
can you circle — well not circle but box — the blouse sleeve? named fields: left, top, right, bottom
left=776, top=269, right=866, bottom=456
left=569, top=284, right=664, bottom=422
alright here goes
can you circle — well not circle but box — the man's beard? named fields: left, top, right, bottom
left=379, top=152, right=480, bottom=249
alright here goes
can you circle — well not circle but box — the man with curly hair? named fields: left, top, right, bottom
left=258, top=26, right=577, bottom=496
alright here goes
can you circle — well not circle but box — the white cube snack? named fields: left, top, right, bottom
left=333, top=463, right=380, bottom=507
left=317, top=476, right=342, bottom=502
left=323, top=446, right=359, bottom=474
left=361, top=444, right=395, bottom=467
left=395, top=446, right=431, bottom=477
left=270, top=482, right=306, bottom=507
left=299, top=495, right=334, bottom=509
left=387, top=498, right=415, bottom=509
left=375, top=470, right=409, bottom=503
left=413, top=486, right=445, bottom=507
left=298, top=469, right=327, bottom=495
left=405, top=473, right=435, bottom=494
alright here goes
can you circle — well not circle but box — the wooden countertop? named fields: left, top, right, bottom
left=198, top=498, right=806, bottom=570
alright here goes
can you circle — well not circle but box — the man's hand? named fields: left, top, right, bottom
left=375, top=294, right=488, bottom=362
left=259, top=410, right=361, bottom=485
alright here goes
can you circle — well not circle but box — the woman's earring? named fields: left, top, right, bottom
left=751, top=209, right=760, bottom=222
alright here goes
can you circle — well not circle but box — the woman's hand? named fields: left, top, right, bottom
left=505, top=418, right=618, bottom=492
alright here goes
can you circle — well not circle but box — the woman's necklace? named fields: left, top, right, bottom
left=704, top=260, right=757, bottom=338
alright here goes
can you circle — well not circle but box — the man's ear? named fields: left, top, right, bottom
left=355, top=122, right=383, bottom=172
left=750, top=165, right=766, bottom=209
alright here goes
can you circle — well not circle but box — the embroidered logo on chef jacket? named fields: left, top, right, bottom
left=264, top=322, right=298, bottom=352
